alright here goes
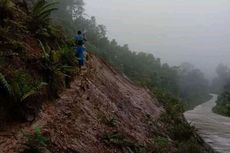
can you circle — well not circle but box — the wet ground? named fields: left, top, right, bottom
left=184, top=94, right=230, bottom=153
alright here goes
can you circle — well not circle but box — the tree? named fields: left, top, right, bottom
left=216, top=64, right=229, bottom=77
left=178, top=63, right=209, bottom=108
left=212, top=64, right=230, bottom=93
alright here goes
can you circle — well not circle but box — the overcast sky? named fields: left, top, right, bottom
left=84, top=0, right=230, bottom=79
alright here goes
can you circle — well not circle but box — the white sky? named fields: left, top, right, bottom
left=84, top=0, right=230, bottom=79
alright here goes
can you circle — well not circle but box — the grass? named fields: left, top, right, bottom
left=153, top=136, right=173, bottom=153
left=99, top=115, right=117, bottom=127
left=154, top=90, right=214, bottom=153
left=101, top=131, right=145, bottom=153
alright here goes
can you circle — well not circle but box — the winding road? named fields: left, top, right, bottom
left=184, top=94, right=230, bottom=153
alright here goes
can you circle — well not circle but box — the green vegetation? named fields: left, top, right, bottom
left=0, top=0, right=15, bottom=23
left=0, top=72, right=11, bottom=95
left=153, top=136, right=173, bottom=153
left=213, top=91, right=230, bottom=116
left=0, top=0, right=214, bottom=152
left=211, top=64, right=230, bottom=94
left=102, top=131, right=145, bottom=153
left=154, top=92, right=213, bottom=153
left=40, top=42, right=76, bottom=97
left=52, top=0, right=210, bottom=109
left=212, top=64, right=230, bottom=116
left=24, top=127, right=48, bottom=153
left=0, top=0, right=77, bottom=121
left=28, top=0, right=58, bottom=37
left=0, top=70, right=46, bottom=120
left=100, top=91, right=213, bottom=152
left=99, top=115, right=117, bottom=127
left=178, top=63, right=210, bottom=109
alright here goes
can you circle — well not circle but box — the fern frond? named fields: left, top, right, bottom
left=37, top=1, right=58, bottom=14
left=0, top=0, right=14, bottom=8
left=29, top=0, right=58, bottom=32
left=61, top=65, right=75, bottom=74
left=0, top=72, right=12, bottom=96
left=32, top=0, right=57, bottom=19
left=37, top=7, right=57, bottom=19
left=32, top=0, right=46, bottom=14
left=21, top=89, right=37, bottom=102
left=38, top=40, right=49, bottom=59
left=21, top=82, right=47, bottom=102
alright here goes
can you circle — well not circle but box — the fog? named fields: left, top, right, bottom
left=84, top=0, right=230, bottom=79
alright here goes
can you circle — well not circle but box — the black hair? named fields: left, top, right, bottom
left=78, top=31, right=82, bottom=34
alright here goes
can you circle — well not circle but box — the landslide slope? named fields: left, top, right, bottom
left=0, top=55, right=163, bottom=153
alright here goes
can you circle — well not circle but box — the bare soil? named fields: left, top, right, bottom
left=0, top=55, right=163, bottom=153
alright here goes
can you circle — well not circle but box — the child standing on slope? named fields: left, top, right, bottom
left=75, top=30, right=87, bottom=68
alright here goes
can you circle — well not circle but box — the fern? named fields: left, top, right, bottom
left=21, top=82, right=47, bottom=102
left=0, top=72, right=12, bottom=96
left=35, top=2, right=57, bottom=19
left=32, top=0, right=58, bottom=24
left=24, top=127, right=48, bottom=153
left=32, top=0, right=46, bottom=14
left=7, top=70, right=47, bottom=104
left=0, top=0, right=14, bottom=8
left=39, top=42, right=76, bottom=97
left=0, top=0, right=15, bottom=23
left=59, top=46, right=77, bottom=66
left=28, top=0, right=58, bottom=34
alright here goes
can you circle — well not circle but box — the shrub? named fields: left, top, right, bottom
left=169, top=121, right=195, bottom=141
left=213, top=91, right=230, bottom=116
left=0, top=71, right=46, bottom=120
left=24, top=127, right=48, bottom=153
left=59, top=45, right=77, bottom=66
left=28, top=0, right=58, bottom=34
left=100, top=115, right=117, bottom=127
left=154, top=136, right=172, bottom=153
left=46, top=24, right=65, bottom=43
left=178, top=140, right=206, bottom=153
left=10, top=71, right=45, bottom=101
left=0, top=0, right=15, bottom=25
left=101, top=131, right=145, bottom=153
left=40, top=42, right=75, bottom=97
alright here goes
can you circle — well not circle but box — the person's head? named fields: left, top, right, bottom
left=78, top=31, right=82, bottom=35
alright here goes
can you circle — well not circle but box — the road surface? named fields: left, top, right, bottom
left=184, top=94, right=230, bottom=153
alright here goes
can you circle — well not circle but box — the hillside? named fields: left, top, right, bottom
left=0, top=54, right=213, bottom=153
left=0, top=54, right=162, bottom=152
left=0, top=1, right=214, bottom=153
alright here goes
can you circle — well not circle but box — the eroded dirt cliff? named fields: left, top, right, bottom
left=0, top=54, right=163, bottom=153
